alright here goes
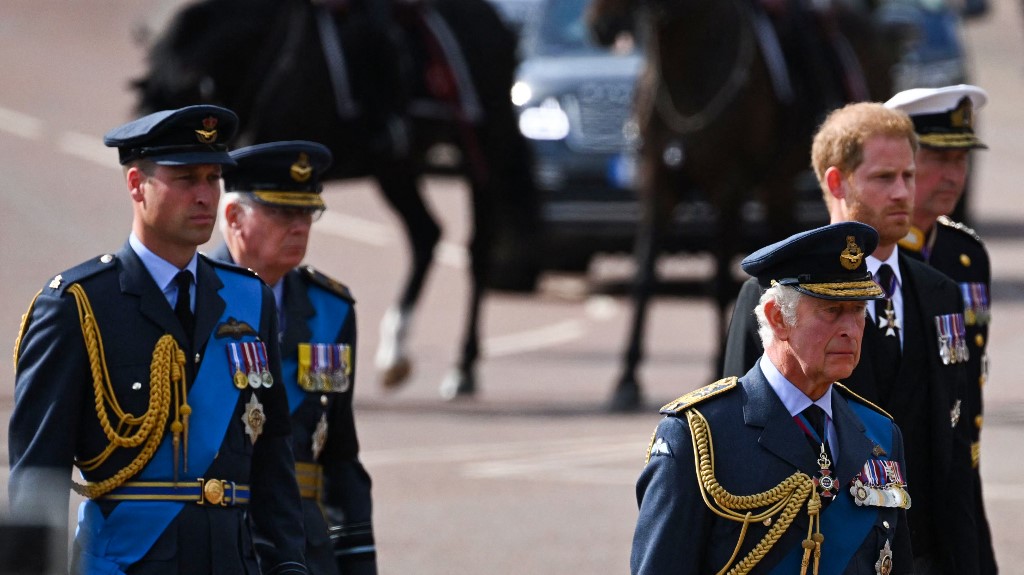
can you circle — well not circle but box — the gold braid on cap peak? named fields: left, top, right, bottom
left=47, top=285, right=191, bottom=499
left=801, top=280, right=883, bottom=298
left=687, top=409, right=825, bottom=575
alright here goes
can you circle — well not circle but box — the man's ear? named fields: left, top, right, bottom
left=764, top=298, right=790, bottom=342
left=824, top=166, right=845, bottom=202
left=127, top=167, right=147, bottom=203
left=224, top=202, right=244, bottom=230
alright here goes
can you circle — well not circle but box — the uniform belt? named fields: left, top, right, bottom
left=101, top=479, right=250, bottom=506
left=296, top=462, right=323, bottom=501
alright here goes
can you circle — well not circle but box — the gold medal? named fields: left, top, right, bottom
left=233, top=369, right=248, bottom=389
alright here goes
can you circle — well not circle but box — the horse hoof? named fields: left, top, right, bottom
left=379, top=358, right=412, bottom=390
left=608, top=383, right=643, bottom=413
left=439, top=369, right=475, bottom=401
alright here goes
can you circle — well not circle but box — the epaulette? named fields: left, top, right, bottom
left=300, top=265, right=355, bottom=303
left=660, top=377, right=737, bottom=414
left=198, top=252, right=260, bottom=279
left=897, top=226, right=926, bottom=253
left=833, top=383, right=894, bottom=420
left=937, top=215, right=984, bottom=246
left=44, top=254, right=119, bottom=295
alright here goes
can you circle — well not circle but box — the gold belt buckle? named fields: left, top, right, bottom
left=199, top=478, right=231, bottom=506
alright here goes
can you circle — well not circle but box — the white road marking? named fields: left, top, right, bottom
left=485, top=319, right=587, bottom=358
left=57, top=130, right=116, bottom=167
left=0, top=106, right=43, bottom=140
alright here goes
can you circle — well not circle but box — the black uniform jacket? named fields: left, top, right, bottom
left=901, top=217, right=997, bottom=574
left=721, top=252, right=979, bottom=575
left=9, top=243, right=308, bottom=575
left=211, top=245, right=377, bottom=575
left=631, top=366, right=912, bottom=574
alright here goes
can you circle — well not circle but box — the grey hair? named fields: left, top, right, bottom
left=754, top=284, right=802, bottom=347
left=218, top=191, right=253, bottom=235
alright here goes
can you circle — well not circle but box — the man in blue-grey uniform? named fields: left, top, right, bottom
left=722, top=102, right=979, bottom=575
left=632, top=222, right=912, bottom=574
left=214, top=141, right=377, bottom=575
left=9, top=105, right=309, bottom=575
left=886, top=84, right=998, bottom=574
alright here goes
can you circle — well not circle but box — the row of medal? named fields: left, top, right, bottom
left=959, top=282, right=990, bottom=327
left=850, top=459, right=911, bottom=509
left=935, top=313, right=970, bottom=366
left=226, top=341, right=275, bottom=389
left=297, top=343, right=352, bottom=393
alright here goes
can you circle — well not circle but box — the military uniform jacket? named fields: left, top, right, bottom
left=631, top=366, right=912, bottom=574
left=9, top=244, right=308, bottom=575
left=900, top=218, right=997, bottom=574
left=210, top=246, right=377, bottom=575
left=721, top=253, right=979, bottom=575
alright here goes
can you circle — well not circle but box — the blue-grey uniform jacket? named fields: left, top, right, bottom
left=631, top=365, right=912, bottom=574
left=211, top=245, right=377, bottom=575
left=9, top=244, right=308, bottom=575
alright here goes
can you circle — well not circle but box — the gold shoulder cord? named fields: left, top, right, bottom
left=687, top=409, right=824, bottom=575
left=14, top=285, right=191, bottom=499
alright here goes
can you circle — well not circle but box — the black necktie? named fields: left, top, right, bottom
left=173, top=270, right=195, bottom=342
left=874, top=265, right=902, bottom=386
left=801, top=404, right=829, bottom=456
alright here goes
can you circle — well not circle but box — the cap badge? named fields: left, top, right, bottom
left=951, top=97, right=973, bottom=129
left=840, top=235, right=864, bottom=270
left=195, top=116, right=219, bottom=144
left=290, top=152, right=313, bottom=183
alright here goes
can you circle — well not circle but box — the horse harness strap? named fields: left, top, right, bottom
left=314, top=5, right=360, bottom=120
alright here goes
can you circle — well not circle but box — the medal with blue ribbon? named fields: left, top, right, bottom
left=959, top=282, right=990, bottom=326
left=297, top=343, right=352, bottom=392
left=935, top=313, right=969, bottom=365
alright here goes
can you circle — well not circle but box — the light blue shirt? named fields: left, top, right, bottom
left=759, top=355, right=839, bottom=461
left=128, top=233, right=198, bottom=312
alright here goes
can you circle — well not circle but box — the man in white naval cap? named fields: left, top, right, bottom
left=886, top=83, right=998, bottom=574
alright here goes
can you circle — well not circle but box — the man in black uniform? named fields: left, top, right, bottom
left=633, top=222, right=912, bottom=574
left=9, top=106, right=309, bottom=574
left=215, top=141, right=377, bottom=575
left=722, top=102, right=979, bottom=575
left=886, top=84, right=998, bottom=574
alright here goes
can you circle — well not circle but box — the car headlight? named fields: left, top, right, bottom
left=518, top=97, right=571, bottom=141
left=511, top=81, right=533, bottom=107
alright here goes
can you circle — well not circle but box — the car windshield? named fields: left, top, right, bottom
left=531, top=0, right=634, bottom=57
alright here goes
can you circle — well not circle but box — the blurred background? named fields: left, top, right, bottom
left=2, top=0, right=1023, bottom=572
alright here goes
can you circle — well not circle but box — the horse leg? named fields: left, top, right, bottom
left=373, top=162, right=441, bottom=390
left=610, top=194, right=664, bottom=412
left=438, top=174, right=491, bottom=400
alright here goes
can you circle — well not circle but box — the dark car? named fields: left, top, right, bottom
left=513, top=0, right=973, bottom=272
left=512, top=0, right=644, bottom=270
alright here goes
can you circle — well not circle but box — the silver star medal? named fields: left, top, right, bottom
left=242, top=394, right=266, bottom=444
left=879, top=303, right=900, bottom=337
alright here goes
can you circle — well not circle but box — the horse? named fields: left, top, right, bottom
left=133, top=0, right=540, bottom=399
left=586, top=0, right=902, bottom=410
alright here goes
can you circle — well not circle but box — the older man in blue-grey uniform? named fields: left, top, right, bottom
left=721, top=102, right=979, bottom=575
left=632, top=222, right=912, bottom=574
left=9, top=106, right=309, bottom=574
left=213, top=141, right=377, bottom=574
left=886, top=84, right=998, bottom=574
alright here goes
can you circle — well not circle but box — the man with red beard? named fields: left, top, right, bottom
left=722, top=102, right=979, bottom=575
left=214, top=141, right=377, bottom=575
